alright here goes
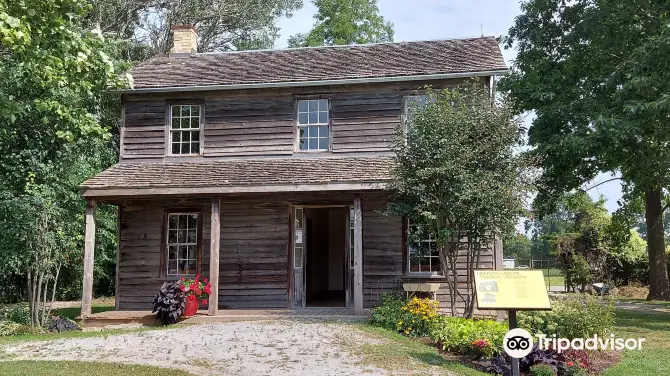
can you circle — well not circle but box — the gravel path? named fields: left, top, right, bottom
left=1, top=321, right=390, bottom=376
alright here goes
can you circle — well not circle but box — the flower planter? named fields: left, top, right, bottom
left=183, top=298, right=199, bottom=317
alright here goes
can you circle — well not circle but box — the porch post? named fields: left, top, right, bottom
left=353, top=194, right=364, bottom=315
left=81, top=199, right=96, bottom=318
left=208, top=197, right=221, bottom=316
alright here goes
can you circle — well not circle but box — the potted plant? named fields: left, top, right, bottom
left=180, top=274, right=212, bottom=317
left=152, top=281, right=186, bottom=325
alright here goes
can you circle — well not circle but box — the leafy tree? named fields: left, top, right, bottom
left=501, top=0, right=670, bottom=299
left=0, top=0, right=125, bottom=319
left=288, top=0, right=393, bottom=47
left=386, top=82, right=528, bottom=317
left=88, top=0, right=302, bottom=52
left=503, top=233, right=532, bottom=261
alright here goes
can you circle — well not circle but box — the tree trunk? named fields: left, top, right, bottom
left=644, top=187, right=670, bottom=300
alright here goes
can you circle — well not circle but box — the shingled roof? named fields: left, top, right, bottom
left=129, top=37, right=507, bottom=90
left=81, top=156, right=393, bottom=197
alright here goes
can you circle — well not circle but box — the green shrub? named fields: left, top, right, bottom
left=518, top=297, right=614, bottom=340
left=2, top=305, right=30, bottom=325
left=0, top=320, right=29, bottom=336
left=563, top=362, right=587, bottom=376
left=429, top=316, right=508, bottom=358
left=369, top=294, right=437, bottom=337
left=530, top=364, right=556, bottom=376
left=369, top=293, right=407, bottom=331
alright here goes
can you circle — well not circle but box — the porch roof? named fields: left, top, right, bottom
left=80, top=156, right=392, bottom=197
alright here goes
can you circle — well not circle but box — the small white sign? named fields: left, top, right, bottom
left=295, top=229, right=303, bottom=244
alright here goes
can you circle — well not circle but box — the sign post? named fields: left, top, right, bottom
left=474, top=270, right=552, bottom=376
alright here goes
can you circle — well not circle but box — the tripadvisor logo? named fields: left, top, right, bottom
left=503, top=328, right=646, bottom=358
left=503, top=328, right=534, bottom=358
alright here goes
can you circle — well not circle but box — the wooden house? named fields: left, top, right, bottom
left=79, top=26, right=508, bottom=318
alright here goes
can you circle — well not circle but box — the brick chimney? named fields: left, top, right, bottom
left=171, top=25, right=198, bottom=54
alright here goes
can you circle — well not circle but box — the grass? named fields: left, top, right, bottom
left=0, top=361, right=191, bottom=375
left=0, top=325, right=168, bottom=345
left=612, top=298, right=670, bottom=308
left=602, top=309, right=670, bottom=376
left=351, top=324, right=488, bottom=376
left=538, top=268, right=565, bottom=288
left=53, top=305, right=115, bottom=321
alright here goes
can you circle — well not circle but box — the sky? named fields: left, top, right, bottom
left=276, top=0, right=624, bottom=214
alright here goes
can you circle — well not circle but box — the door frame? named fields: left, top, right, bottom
left=289, top=204, right=351, bottom=308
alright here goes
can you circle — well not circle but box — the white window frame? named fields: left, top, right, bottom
left=166, top=212, right=199, bottom=276
left=296, top=98, right=330, bottom=152
left=168, top=104, right=203, bottom=156
left=407, top=220, right=443, bottom=277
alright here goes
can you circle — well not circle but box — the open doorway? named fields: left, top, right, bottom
left=304, top=207, right=346, bottom=307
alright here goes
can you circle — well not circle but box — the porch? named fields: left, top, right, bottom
left=82, top=307, right=369, bottom=328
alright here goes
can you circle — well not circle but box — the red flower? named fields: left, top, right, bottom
left=188, top=294, right=197, bottom=301
left=201, top=299, right=208, bottom=305
left=204, top=285, right=211, bottom=294
left=567, top=361, right=574, bottom=367
left=203, top=278, right=209, bottom=283
left=579, top=363, right=585, bottom=368
left=179, top=285, right=185, bottom=292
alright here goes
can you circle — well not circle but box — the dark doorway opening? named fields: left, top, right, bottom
left=304, top=207, right=346, bottom=307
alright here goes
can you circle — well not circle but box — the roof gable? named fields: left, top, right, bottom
left=129, top=37, right=507, bottom=90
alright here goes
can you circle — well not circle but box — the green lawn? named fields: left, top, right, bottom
left=0, top=361, right=191, bottom=376
left=613, top=298, right=670, bottom=308
left=603, top=309, right=670, bottom=375
left=352, top=324, right=488, bottom=376
left=539, top=268, right=565, bottom=288
left=53, top=305, right=116, bottom=321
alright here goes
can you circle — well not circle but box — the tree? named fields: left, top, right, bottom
left=88, top=0, right=302, bottom=53
left=288, top=0, right=393, bottom=47
left=500, top=0, right=670, bottom=299
left=386, top=83, right=528, bottom=317
left=503, top=233, right=532, bottom=261
left=0, top=0, right=125, bottom=320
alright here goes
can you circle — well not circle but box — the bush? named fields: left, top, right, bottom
left=530, top=363, right=556, bottom=376
left=429, top=316, right=508, bottom=358
left=2, top=304, right=30, bottom=325
left=369, top=293, right=407, bottom=331
left=47, top=317, right=80, bottom=332
left=518, top=297, right=614, bottom=339
left=152, top=281, right=186, bottom=325
left=0, top=320, right=28, bottom=336
left=563, top=361, right=587, bottom=376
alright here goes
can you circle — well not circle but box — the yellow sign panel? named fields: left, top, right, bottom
left=474, top=270, right=552, bottom=310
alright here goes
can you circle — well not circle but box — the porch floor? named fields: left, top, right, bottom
left=82, top=307, right=369, bottom=327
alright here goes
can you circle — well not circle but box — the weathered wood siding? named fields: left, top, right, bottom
left=331, top=91, right=401, bottom=152
left=122, top=101, right=166, bottom=160
left=120, top=78, right=485, bottom=161
left=219, top=201, right=289, bottom=308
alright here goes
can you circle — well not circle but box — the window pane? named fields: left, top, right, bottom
left=168, top=260, right=177, bottom=274
left=318, top=138, right=329, bottom=150
left=169, top=215, right=178, bottom=229
left=190, top=116, right=200, bottom=129
left=190, top=141, right=200, bottom=154
left=179, top=245, right=188, bottom=259
left=171, top=131, right=180, bottom=142
left=319, top=111, right=328, bottom=124
left=171, top=142, right=180, bottom=154
left=187, top=245, right=196, bottom=259
left=431, top=258, right=441, bottom=273
left=299, top=137, right=307, bottom=150
left=168, top=246, right=177, bottom=260
left=181, top=106, right=190, bottom=116
left=309, top=112, right=318, bottom=124
left=308, top=126, right=318, bottom=137
left=172, top=106, right=180, bottom=117
left=319, top=99, right=328, bottom=111
left=186, top=260, right=197, bottom=275
left=172, top=117, right=181, bottom=129
left=309, top=138, right=318, bottom=150
left=178, top=260, right=187, bottom=274
left=182, top=131, right=190, bottom=142
left=318, top=126, right=328, bottom=137
left=298, top=112, right=308, bottom=124
left=187, top=229, right=197, bottom=243
left=177, top=229, right=186, bottom=243
left=298, top=100, right=308, bottom=112
left=191, top=106, right=200, bottom=117
left=308, top=100, right=319, bottom=112
left=294, top=247, right=303, bottom=268
left=168, top=230, right=177, bottom=243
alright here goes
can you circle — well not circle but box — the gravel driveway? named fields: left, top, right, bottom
left=1, top=321, right=390, bottom=375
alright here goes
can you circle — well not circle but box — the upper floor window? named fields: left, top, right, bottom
left=407, top=221, right=442, bottom=276
left=166, top=213, right=199, bottom=275
left=403, top=94, right=427, bottom=125
left=170, top=105, right=201, bottom=155
left=297, top=99, right=329, bottom=151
